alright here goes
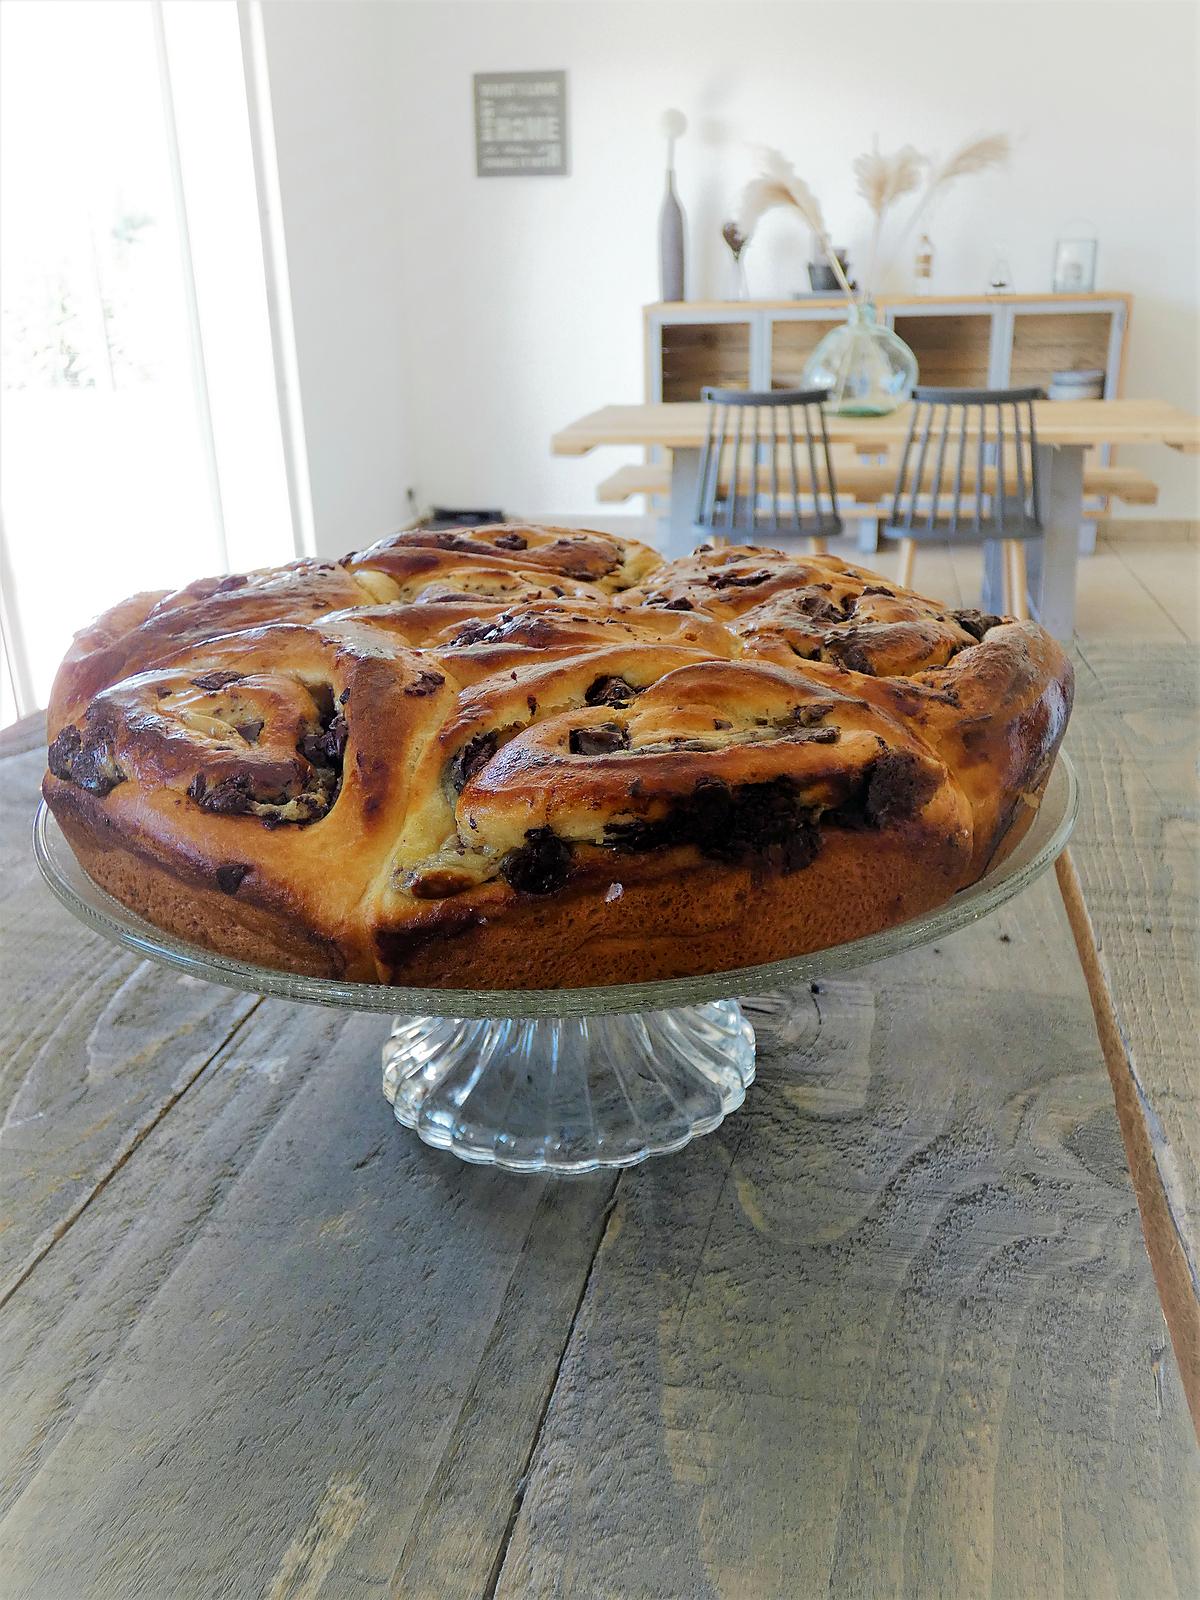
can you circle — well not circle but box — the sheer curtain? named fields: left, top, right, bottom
left=0, top=0, right=297, bottom=720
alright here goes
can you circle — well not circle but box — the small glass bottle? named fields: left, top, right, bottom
left=914, top=233, right=933, bottom=294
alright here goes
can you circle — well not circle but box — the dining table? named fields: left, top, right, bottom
left=1, top=613, right=1198, bottom=1597
left=551, top=397, right=1200, bottom=639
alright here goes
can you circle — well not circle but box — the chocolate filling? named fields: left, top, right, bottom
left=410, top=530, right=485, bottom=554
left=501, top=827, right=574, bottom=895
left=449, top=612, right=563, bottom=649
left=821, top=632, right=876, bottom=675
left=192, top=670, right=245, bottom=692
left=569, top=723, right=629, bottom=756
left=786, top=593, right=845, bottom=623
left=47, top=722, right=125, bottom=797
left=533, top=537, right=620, bottom=582
left=828, top=749, right=940, bottom=830
left=952, top=608, right=1003, bottom=642
left=298, top=712, right=348, bottom=770
left=604, top=775, right=820, bottom=875
left=186, top=698, right=347, bottom=825
left=189, top=772, right=262, bottom=815
left=448, top=730, right=499, bottom=793
left=235, top=718, right=264, bottom=745
left=787, top=702, right=833, bottom=728
left=215, top=862, right=250, bottom=894
left=709, top=568, right=773, bottom=590
left=492, top=532, right=528, bottom=550
left=405, top=669, right=446, bottom=697
left=862, top=750, right=939, bottom=825
left=585, top=674, right=640, bottom=708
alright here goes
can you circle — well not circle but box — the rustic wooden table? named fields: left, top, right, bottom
left=1, top=641, right=1197, bottom=1600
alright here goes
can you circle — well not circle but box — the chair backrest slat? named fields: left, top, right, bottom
left=728, top=402, right=745, bottom=532
left=803, top=403, right=822, bottom=525
left=817, top=404, right=838, bottom=525
left=950, top=407, right=968, bottom=534
left=769, top=405, right=780, bottom=530
left=1013, top=400, right=1028, bottom=520
left=1028, top=397, right=1042, bottom=524
left=891, top=406, right=919, bottom=530
left=695, top=400, right=720, bottom=528
left=909, top=403, right=935, bottom=533
left=926, top=403, right=950, bottom=531
left=751, top=404, right=762, bottom=528
left=786, top=402, right=803, bottom=529
left=884, top=385, right=1045, bottom=546
left=694, top=386, right=843, bottom=545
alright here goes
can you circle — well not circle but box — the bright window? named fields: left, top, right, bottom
left=0, top=0, right=295, bottom=715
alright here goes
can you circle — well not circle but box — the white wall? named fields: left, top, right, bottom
left=264, top=0, right=1200, bottom=545
left=258, top=0, right=413, bottom=554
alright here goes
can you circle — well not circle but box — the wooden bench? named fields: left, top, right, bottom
left=596, top=459, right=1159, bottom=509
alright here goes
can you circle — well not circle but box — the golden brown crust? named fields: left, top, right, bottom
left=43, top=527, right=1073, bottom=988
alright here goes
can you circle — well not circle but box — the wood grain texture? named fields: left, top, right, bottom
left=552, top=399, right=1200, bottom=457
left=595, top=461, right=1158, bottom=507
left=1065, top=642, right=1200, bottom=1428
left=494, top=887, right=1200, bottom=1599
left=0, top=996, right=616, bottom=1598
left=0, top=743, right=257, bottom=1301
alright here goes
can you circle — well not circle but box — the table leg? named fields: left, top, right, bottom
left=981, top=444, right=1083, bottom=641
left=855, top=516, right=879, bottom=554
left=1034, top=443, right=1085, bottom=641
left=665, top=448, right=702, bottom=558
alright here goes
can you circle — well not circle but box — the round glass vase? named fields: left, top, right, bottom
left=801, top=301, right=918, bottom=416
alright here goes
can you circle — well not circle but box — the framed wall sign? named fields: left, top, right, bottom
left=474, top=70, right=568, bottom=177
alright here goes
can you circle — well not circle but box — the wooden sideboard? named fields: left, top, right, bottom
left=644, top=293, right=1130, bottom=403
left=643, top=293, right=1131, bottom=539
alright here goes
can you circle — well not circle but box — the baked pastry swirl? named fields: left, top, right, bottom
left=43, top=525, right=1073, bottom=988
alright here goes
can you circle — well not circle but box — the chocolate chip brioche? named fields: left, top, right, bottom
left=43, top=525, right=1073, bottom=988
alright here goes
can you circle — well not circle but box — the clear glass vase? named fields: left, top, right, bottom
left=801, top=301, right=918, bottom=416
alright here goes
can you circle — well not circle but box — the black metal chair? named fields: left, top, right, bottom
left=881, top=386, right=1045, bottom=619
left=693, top=387, right=844, bottom=552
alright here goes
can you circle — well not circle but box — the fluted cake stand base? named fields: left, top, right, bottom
left=381, top=1002, right=755, bottom=1173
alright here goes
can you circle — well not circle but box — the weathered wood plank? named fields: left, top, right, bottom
left=0, top=710, right=43, bottom=758
left=1066, top=642, right=1200, bottom=1425
left=495, top=878, right=1200, bottom=1599
left=0, top=995, right=615, bottom=1599
left=0, top=744, right=258, bottom=1300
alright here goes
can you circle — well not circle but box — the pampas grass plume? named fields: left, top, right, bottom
left=854, top=140, right=925, bottom=218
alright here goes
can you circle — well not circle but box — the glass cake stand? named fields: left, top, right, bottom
left=33, top=755, right=1076, bottom=1175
